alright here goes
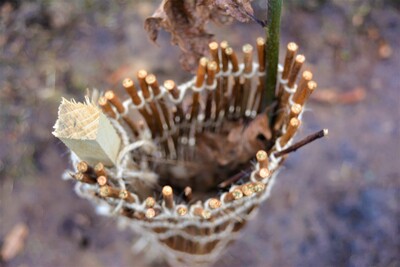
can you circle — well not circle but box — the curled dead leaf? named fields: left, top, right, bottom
left=144, top=0, right=255, bottom=71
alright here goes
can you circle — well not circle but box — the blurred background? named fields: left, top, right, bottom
left=0, top=0, right=399, bottom=266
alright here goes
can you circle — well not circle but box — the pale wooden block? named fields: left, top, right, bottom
left=53, top=98, right=121, bottom=167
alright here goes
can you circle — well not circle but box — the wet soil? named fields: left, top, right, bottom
left=0, top=1, right=399, bottom=266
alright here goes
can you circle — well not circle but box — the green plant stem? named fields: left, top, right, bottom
left=263, top=0, right=282, bottom=124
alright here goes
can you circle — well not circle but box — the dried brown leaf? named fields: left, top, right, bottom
left=144, top=0, right=255, bottom=71
left=0, top=223, right=29, bottom=262
left=202, top=0, right=255, bottom=22
left=312, top=87, right=366, bottom=105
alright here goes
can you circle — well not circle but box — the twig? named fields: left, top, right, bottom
left=275, top=129, right=328, bottom=157
left=218, top=170, right=252, bottom=188
left=218, top=129, right=328, bottom=188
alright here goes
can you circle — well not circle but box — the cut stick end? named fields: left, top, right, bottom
left=145, top=208, right=156, bottom=219
left=290, top=117, right=300, bottom=127
left=256, top=37, right=265, bottom=45
left=209, top=41, right=218, bottom=50
left=291, top=103, right=302, bottom=114
left=97, top=176, right=107, bottom=186
left=288, top=42, right=298, bottom=52
left=145, top=197, right=156, bottom=208
left=104, top=90, right=115, bottom=100
left=122, top=78, right=133, bottom=88
left=162, top=185, right=173, bottom=196
left=232, top=189, right=243, bottom=200
left=220, top=41, right=228, bottom=49
left=296, top=54, right=306, bottom=63
left=164, top=80, right=175, bottom=90
left=323, top=129, right=329, bottom=136
left=242, top=44, right=253, bottom=53
left=308, top=81, right=318, bottom=90
left=77, top=161, right=89, bottom=173
left=253, top=182, right=265, bottom=192
left=199, top=57, right=208, bottom=66
left=177, top=206, right=188, bottom=216
left=259, top=168, right=270, bottom=179
left=145, top=74, right=156, bottom=84
left=256, top=150, right=268, bottom=161
left=303, top=70, right=313, bottom=80
left=137, top=69, right=147, bottom=79
left=208, top=198, right=221, bottom=209
left=98, top=96, right=107, bottom=106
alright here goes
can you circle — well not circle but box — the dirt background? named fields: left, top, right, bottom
left=0, top=0, right=399, bottom=266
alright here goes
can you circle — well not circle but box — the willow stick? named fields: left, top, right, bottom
left=94, top=162, right=106, bottom=177
left=146, top=74, right=172, bottom=130
left=97, top=175, right=108, bottom=186
left=279, top=117, right=301, bottom=147
left=255, top=168, right=270, bottom=181
left=211, top=43, right=222, bottom=125
left=145, top=208, right=156, bottom=219
left=176, top=205, right=188, bottom=216
left=99, top=185, right=120, bottom=199
left=204, top=61, right=217, bottom=125
left=209, top=42, right=220, bottom=72
left=256, top=150, right=269, bottom=169
left=162, top=185, right=174, bottom=209
left=146, top=74, right=176, bottom=156
left=184, top=186, right=193, bottom=202
left=220, top=41, right=230, bottom=116
left=253, top=37, right=266, bottom=113
left=225, top=47, right=240, bottom=116
left=98, top=97, right=117, bottom=119
left=119, top=190, right=135, bottom=203
left=193, top=207, right=211, bottom=220
left=74, top=172, right=96, bottom=184
left=105, top=90, right=139, bottom=137
left=292, top=70, right=313, bottom=105
left=77, top=161, right=93, bottom=174
left=224, top=188, right=243, bottom=203
left=240, top=183, right=254, bottom=196
left=164, top=80, right=183, bottom=121
left=242, top=44, right=253, bottom=117
left=273, top=55, right=305, bottom=132
left=105, top=90, right=124, bottom=113
left=145, top=197, right=156, bottom=208
left=122, top=78, right=155, bottom=136
left=304, top=81, right=318, bottom=102
left=138, top=70, right=164, bottom=137
left=277, top=42, right=298, bottom=98
left=208, top=198, right=221, bottom=209
left=287, top=55, right=305, bottom=88
left=289, top=103, right=302, bottom=119
left=190, top=57, right=207, bottom=123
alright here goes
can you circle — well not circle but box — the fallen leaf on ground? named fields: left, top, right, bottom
left=311, top=87, right=366, bottom=105
left=1, top=223, right=29, bottom=262
left=378, top=41, right=392, bottom=59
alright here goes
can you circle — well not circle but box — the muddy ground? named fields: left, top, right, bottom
left=0, top=1, right=399, bottom=266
